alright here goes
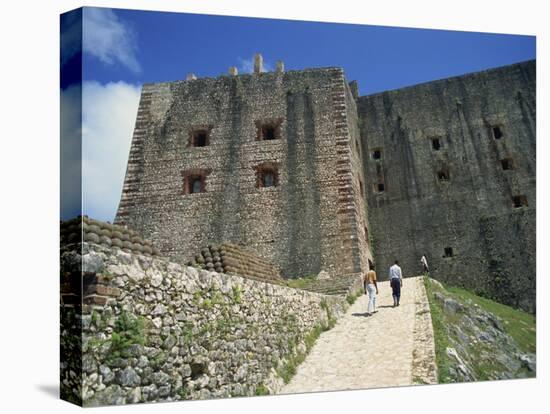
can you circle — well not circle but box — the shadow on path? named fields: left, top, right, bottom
left=351, top=312, right=371, bottom=318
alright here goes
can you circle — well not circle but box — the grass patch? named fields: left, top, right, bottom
left=255, top=383, right=269, bottom=396
left=231, top=286, right=243, bottom=304
left=423, top=277, right=452, bottom=383
left=445, top=286, right=536, bottom=354
left=346, top=290, right=361, bottom=305
left=103, top=311, right=149, bottom=363
left=284, top=274, right=316, bottom=290
left=424, top=276, right=536, bottom=383
left=277, top=319, right=335, bottom=385
left=413, top=376, right=429, bottom=385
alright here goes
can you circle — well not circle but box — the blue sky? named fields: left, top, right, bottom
left=61, top=7, right=535, bottom=222
left=84, top=7, right=535, bottom=95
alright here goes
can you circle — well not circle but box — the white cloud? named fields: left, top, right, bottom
left=83, top=8, right=141, bottom=73
left=237, top=55, right=274, bottom=74
left=82, top=81, right=141, bottom=222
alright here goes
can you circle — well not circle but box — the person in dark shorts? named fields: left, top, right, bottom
left=388, top=260, right=403, bottom=307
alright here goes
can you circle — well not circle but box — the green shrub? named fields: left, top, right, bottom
left=232, top=286, right=243, bottom=304
left=105, top=311, right=148, bottom=362
left=255, top=384, right=269, bottom=396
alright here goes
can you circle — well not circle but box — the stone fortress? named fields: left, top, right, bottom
left=115, top=55, right=535, bottom=313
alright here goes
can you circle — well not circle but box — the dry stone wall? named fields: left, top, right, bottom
left=60, top=242, right=347, bottom=406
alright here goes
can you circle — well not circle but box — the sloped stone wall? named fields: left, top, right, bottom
left=61, top=243, right=347, bottom=406
left=187, top=242, right=282, bottom=282
left=358, top=60, right=535, bottom=312
left=114, top=68, right=369, bottom=279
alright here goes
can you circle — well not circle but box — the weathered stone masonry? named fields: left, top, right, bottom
left=359, top=60, right=535, bottom=312
left=60, top=241, right=348, bottom=406
left=115, top=66, right=372, bottom=279
left=115, top=58, right=535, bottom=312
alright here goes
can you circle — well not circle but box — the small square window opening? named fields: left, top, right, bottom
left=493, top=126, right=503, bottom=139
left=195, top=132, right=207, bottom=147
left=444, top=247, right=454, bottom=257
left=263, top=126, right=276, bottom=140
left=372, top=149, right=382, bottom=160
left=190, top=176, right=202, bottom=193
left=512, top=195, right=528, bottom=208
left=190, top=128, right=211, bottom=147
left=431, top=138, right=441, bottom=151
left=437, top=170, right=450, bottom=181
left=255, top=163, right=279, bottom=188
left=263, top=171, right=275, bottom=187
left=501, top=158, right=514, bottom=170
left=182, top=169, right=210, bottom=195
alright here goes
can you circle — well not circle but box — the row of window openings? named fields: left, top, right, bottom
left=372, top=156, right=514, bottom=193
left=374, top=177, right=527, bottom=207
left=194, top=125, right=505, bottom=151
left=192, top=126, right=364, bottom=161
left=190, top=123, right=280, bottom=147
left=373, top=157, right=514, bottom=177
left=374, top=179, right=527, bottom=209
left=184, top=168, right=278, bottom=194
left=371, top=126, right=505, bottom=160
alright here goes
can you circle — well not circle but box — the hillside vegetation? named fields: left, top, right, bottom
left=424, top=277, right=535, bottom=383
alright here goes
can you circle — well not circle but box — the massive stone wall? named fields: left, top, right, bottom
left=60, top=242, right=348, bottom=406
left=115, top=67, right=371, bottom=279
left=357, top=60, right=536, bottom=312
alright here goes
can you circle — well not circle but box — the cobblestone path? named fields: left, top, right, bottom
left=280, top=276, right=437, bottom=394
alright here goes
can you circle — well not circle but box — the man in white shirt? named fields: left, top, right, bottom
left=389, top=260, right=403, bottom=307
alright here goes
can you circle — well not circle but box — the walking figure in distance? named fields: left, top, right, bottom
left=420, top=255, right=429, bottom=276
left=389, top=260, right=403, bottom=307
left=363, top=265, right=379, bottom=316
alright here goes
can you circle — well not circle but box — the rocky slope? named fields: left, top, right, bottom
left=424, top=277, right=535, bottom=383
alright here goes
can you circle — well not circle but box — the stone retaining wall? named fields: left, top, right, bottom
left=60, top=242, right=347, bottom=406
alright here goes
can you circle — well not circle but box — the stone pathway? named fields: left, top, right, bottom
left=280, top=276, right=437, bottom=394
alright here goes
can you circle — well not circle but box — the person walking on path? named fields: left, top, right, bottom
left=389, top=260, right=403, bottom=307
left=363, top=266, right=379, bottom=316
left=420, top=255, right=429, bottom=275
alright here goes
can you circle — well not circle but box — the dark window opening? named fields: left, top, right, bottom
left=359, top=179, right=364, bottom=197
left=512, top=195, right=528, bottom=208
left=431, top=137, right=441, bottom=150
left=437, top=170, right=450, bottom=181
left=182, top=169, right=210, bottom=195
left=364, top=226, right=369, bottom=243
left=376, top=183, right=385, bottom=193
left=190, top=129, right=210, bottom=147
left=492, top=126, right=503, bottom=139
left=257, top=120, right=282, bottom=141
left=256, top=163, right=279, bottom=188
left=195, top=132, right=207, bottom=147
left=501, top=158, right=514, bottom=170
left=263, top=171, right=275, bottom=187
left=191, top=176, right=202, bottom=193
left=444, top=247, right=454, bottom=258
left=263, top=126, right=276, bottom=140
left=372, top=149, right=382, bottom=160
